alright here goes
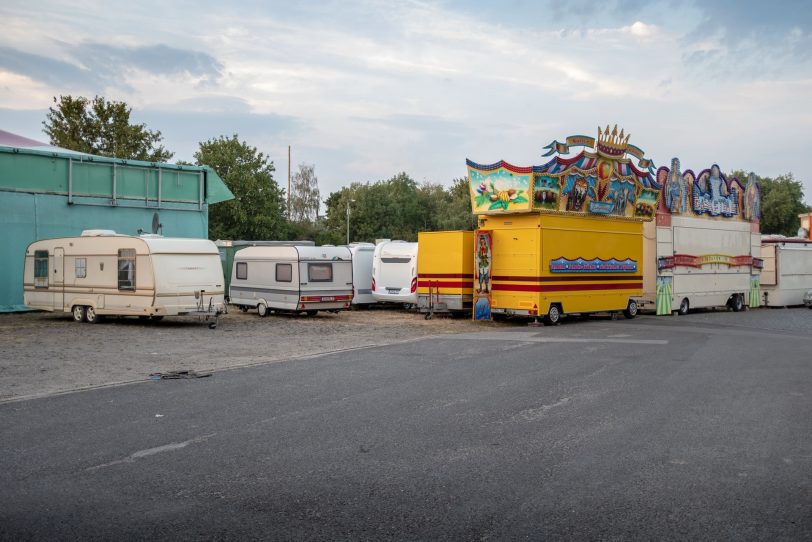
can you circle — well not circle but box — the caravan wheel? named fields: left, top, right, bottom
left=623, top=299, right=638, bottom=319
left=543, top=304, right=561, bottom=326
left=257, top=302, right=268, bottom=317
left=730, top=294, right=744, bottom=312
left=677, top=298, right=690, bottom=316
left=72, top=305, right=86, bottom=323
left=306, top=310, right=318, bottom=316
left=85, top=306, right=101, bottom=324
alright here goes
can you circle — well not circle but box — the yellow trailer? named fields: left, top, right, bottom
left=476, top=213, right=643, bottom=323
left=416, top=231, right=474, bottom=317
left=467, top=125, right=660, bottom=323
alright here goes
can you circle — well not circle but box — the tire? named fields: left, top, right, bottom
left=85, top=306, right=101, bottom=324
left=543, top=304, right=561, bottom=326
left=731, top=294, right=743, bottom=312
left=240, top=306, right=248, bottom=313
left=72, top=305, right=86, bottom=323
left=151, top=315, right=164, bottom=322
left=677, top=298, right=689, bottom=316
left=257, top=302, right=268, bottom=317
left=306, top=310, right=318, bottom=316
left=624, top=299, right=638, bottom=319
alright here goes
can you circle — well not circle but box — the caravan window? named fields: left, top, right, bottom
left=276, top=263, right=292, bottom=282
left=236, top=262, right=247, bottom=280
left=118, top=249, right=136, bottom=290
left=75, top=258, right=87, bottom=278
left=34, top=250, right=48, bottom=288
left=308, top=263, right=333, bottom=282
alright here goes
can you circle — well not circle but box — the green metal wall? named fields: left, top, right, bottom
left=0, top=145, right=233, bottom=311
left=0, top=191, right=209, bottom=311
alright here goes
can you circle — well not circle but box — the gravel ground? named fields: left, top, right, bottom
left=0, top=307, right=512, bottom=402
left=3, top=305, right=809, bottom=403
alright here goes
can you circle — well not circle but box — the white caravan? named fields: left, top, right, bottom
left=229, top=246, right=353, bottom=316
left=24, top=230, right=225, bottom=326
left=346, top=242, right=377, bottom=306
left=371, top=241, right=418, bottom=305
left=760, top=236, right=812, bottom=306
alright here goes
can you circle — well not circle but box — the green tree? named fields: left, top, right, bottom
left=43, top=95, right=173, bottom=161
left=195, top=135, right=287, bottom=240
left=730, top=170, right=808, bottom=235
left=289, top=163, right=321, bottom=223
left=322, top=174, right=476, bottom=243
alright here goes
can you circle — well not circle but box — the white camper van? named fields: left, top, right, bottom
left=346, top=242, right=376, bottom=306
left=760, top=236, right=812, bottom=306
left=371, top=241, right=418, bottom=305
left=24, top=230, right=225, bottom=326
left=229, top=246, right=353, bottom=316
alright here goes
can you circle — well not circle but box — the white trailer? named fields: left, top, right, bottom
left=371, top=241, right=418, bottom=305
left=346, top=242, right=377, bottom=306
left=643, top=215, right=761, bottom=314
left=229, top=246, right=353, bottom=316
left=24, top=230, right=225, bottom=326
left=760, top=237, right=812, bottom=306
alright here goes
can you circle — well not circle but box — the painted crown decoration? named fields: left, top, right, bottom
left=596, top=124, right=630, bottom=158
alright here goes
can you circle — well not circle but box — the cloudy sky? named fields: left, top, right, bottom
left=1, top=0, right=811, bottom=203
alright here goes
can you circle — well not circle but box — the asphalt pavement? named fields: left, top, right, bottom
left=1, top=310, right=810, bottom=540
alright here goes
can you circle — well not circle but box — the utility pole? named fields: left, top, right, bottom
left=287, top=145, right=291, bottom=219
left=346, top=199, right=356, bottom=244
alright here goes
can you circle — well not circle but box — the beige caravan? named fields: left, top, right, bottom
left=24, top=230, right=225, bottom=326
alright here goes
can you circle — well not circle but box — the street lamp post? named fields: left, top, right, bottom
left=346, top=199, right=355, bottom=244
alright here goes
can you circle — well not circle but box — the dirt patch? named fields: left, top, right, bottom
left=0, top=307, right=516, bottom=402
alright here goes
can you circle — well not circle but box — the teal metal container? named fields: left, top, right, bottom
left=0, top=143, right=234, bottom=311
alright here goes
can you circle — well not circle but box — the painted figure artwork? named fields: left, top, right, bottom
left=693, top=164, right=738, bottom=217
left=476, top=233, right=491, bottom=294
left=664, top=158, right=686, bottom=214
left=566, top=176, right=589, bottom=212
left=533, top=175, right=560, bottom=210
left=743, top=172, right=761, bottom=222
left=473, top=230, right=493, bottom=321
left=610, top=181, right=636, bottom=216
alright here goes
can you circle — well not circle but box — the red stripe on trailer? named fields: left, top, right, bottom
left=492, top=282, right=642, bottom=292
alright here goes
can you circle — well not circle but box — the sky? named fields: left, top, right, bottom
left=1, top=0, right=811, bottom=205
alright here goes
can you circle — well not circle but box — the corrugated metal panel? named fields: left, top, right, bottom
left=0, top=191, right=210, bottom=311
left=0, top=145, right=234, bottom=204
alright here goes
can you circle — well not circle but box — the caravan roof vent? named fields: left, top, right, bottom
left=81, top=229, right=117, bottom=236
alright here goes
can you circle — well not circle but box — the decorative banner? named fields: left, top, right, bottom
left=656, top=159, right=760, bottom=223
left=473, top=230, right=492, bottom=321
left=550, top=257, right=638, bottom=273
left=658, top=254, right=758, bottom=270
left=467, top=124, right=661, bottom=220
left=656, top=276, right=673, bottom=315
left=749, top=276, right=761, bottom=308
left=541, top=135, right=596, bottom=157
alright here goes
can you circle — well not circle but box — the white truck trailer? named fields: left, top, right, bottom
left=24, top=230, right=225, bottom=326
left=760, top=236, right=812, bottom=307
left=642, top=161, right=763, bottom=315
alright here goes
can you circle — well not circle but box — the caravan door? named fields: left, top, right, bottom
left=53, top=247, right=65, bottom=311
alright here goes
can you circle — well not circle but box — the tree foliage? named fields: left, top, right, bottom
left=289, top=163, right=321, bottom=223
left=43, top=95, right=173, bottom=162
left=195, top=135, right=287, bottom=240
left=321, top=173, right=475, bottom=244
left=730, top=170, right=809, bottom=236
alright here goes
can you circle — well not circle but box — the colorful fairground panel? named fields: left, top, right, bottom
left=655, top=158, right=761, bottom=222
left=466, top=125, right=661, bottom=220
